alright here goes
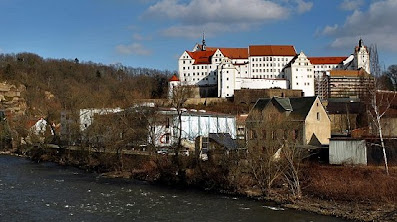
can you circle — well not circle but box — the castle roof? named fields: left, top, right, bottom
left=249, top=45, right=296, bottom=56
left=187, top=50, right=216, bottom=65
left=169, top=75, right=180, bottom=81
left=219, top=48, right=248, bottom=59
left=308, top=57, right=348, bottom=65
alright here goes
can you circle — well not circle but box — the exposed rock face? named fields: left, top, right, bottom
left=0, top=82, right=26, bottom=115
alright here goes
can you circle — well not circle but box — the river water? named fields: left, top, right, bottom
left=0, top=155, right=347, bottom=222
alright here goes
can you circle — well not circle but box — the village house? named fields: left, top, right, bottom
left=246, top=96, right=331, bottom=148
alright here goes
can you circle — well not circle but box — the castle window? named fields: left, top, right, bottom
left=317, top=112, right=320, bottom=121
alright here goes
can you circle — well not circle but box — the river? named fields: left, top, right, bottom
left=0, top=155, right=347, bottom=222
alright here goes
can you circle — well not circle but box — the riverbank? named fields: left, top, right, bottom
left=7, top=147, right=397, bottom=222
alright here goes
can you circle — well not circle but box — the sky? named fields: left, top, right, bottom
left=0, top=0, right=396, bottom=72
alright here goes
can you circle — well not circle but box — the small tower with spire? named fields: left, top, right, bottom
left=354, top=38, right=370, bottom=74
left=201, top=32, right=206, bottom=51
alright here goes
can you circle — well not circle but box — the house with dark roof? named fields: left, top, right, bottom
left=246, top=96, right=330, bottom=147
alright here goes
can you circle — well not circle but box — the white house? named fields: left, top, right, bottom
left=150, top=108, right=236, bottom=148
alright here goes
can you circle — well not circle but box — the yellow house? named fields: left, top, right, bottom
left=247, top=96, right=331, bottom=146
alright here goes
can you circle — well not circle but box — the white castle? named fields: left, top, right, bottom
left=170, top=37, right=370, bottom=98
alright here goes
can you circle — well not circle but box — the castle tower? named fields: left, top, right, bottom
left=168, top=74, right=180, bottom=98
left=354, top=38, right=370, bottom=74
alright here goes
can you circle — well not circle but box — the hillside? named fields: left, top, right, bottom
left=0, top=52, right=172, bottom=121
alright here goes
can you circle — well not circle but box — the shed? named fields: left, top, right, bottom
left=329, top=138, right=367, bottom=165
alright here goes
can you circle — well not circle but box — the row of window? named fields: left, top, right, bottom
left=183, top=72, right=216, bottom=77
left=182, top=77, right=216, bottom=82
left=314, top=65, right=339, bottom=69
left=252, top=63, right=286, bottom=67
left=296, top=75, right=313, bottom=78
left=248, top=129, right=300, bottom=140
left=183, top=66, right=213, bottom=70
left=252, top=75, right=285, bottom=79
left=251, top=57, right=290, bottom=62
left=296, top=82, right=311, bottom=86
left=295, top=68, right=313, bottom=72
left=252, top=69, right=282, bottom=73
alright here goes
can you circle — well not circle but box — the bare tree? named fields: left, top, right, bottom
left=281, top=142, right=304, bottom=199
left=367, top=45, right=395, bottom=176
left=169, top=83, right=194, bottom=174
left=245, top=107, right=304, bottom=197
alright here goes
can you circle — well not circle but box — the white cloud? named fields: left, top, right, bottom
left=319, top=24, right=338, bottom=36
left=161, top=22, right=251, bottom=38
left=320, top=0, right=397, bottom=52
left=132, top=33, right=152, bottom=41
left=115, top=43, right=151, bottom=56
left=143, top=0, right=313, bottom=38
left=296, top=0, right=313, bottom=14
left=340, top=0, right=364, bottom=11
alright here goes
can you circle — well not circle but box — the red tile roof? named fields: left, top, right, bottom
left=187, top=50, right=216, bottom=64
left=196, top=47, right=248, bottom=59
left=308, top=57, right=348, bottom=65
left=219, top=48, right=248, bottom=59
left=249, top=45, right=296, bottom=56
left=169, top=75, right=180, bottom=81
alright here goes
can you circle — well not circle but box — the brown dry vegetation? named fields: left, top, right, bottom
left=302, top=164, right=397, bottom=203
